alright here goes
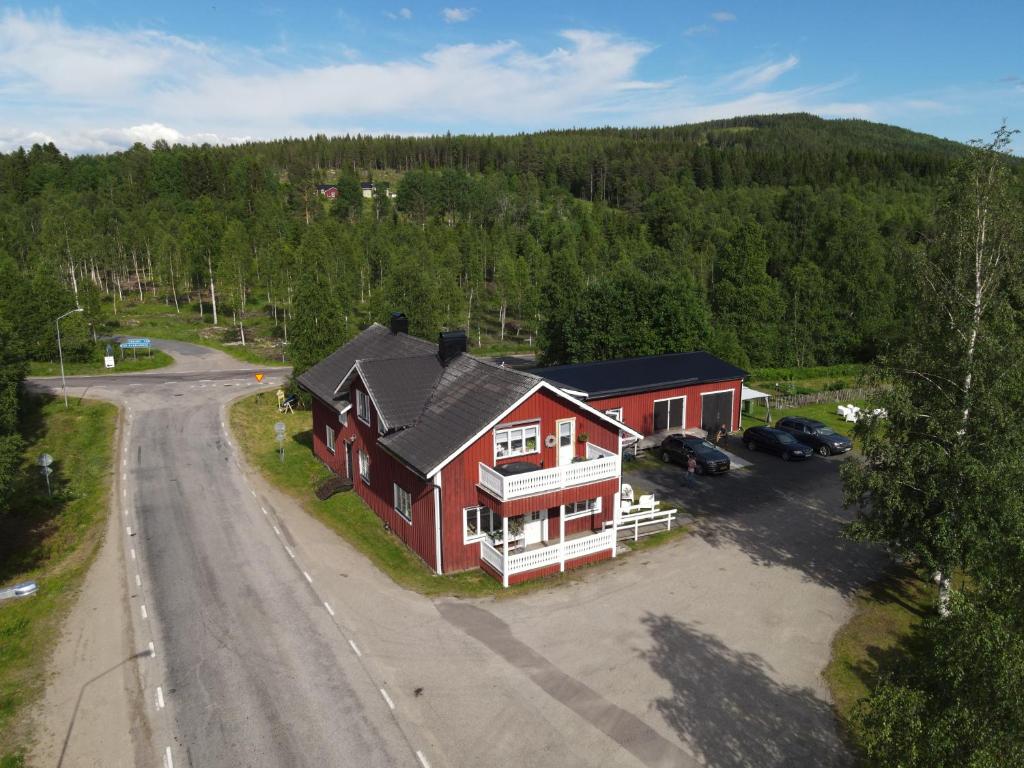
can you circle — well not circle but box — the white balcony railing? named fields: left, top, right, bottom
left=478, top=453, right=620, bottom=502
left=480, top=529, right=616, bottom=584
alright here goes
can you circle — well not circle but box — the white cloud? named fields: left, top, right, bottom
left=710, top=11, right=736, bottom=22
left=684, top=24, right=711, bottom=37
left=442, top=7, right=475, bottom=23
left=720, top=55, right=800, bottom=91
left=387, top=8, right=413, bottom=20
left=0, top=11, right=978, bottom=155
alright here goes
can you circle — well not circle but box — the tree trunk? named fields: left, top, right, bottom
left=131, top=248, right=144, bottom=301
left=168, top=258, right=180, bottom=312
left=499, top=302, right=507, bottom=341
left=207, top=251, right=218, bottom=325
left=145, top=239, right=157, bottom=297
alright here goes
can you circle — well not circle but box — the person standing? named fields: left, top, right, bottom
left=687, top=454, right=697, bottom=487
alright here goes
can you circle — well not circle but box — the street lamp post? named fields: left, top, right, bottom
left=56, top=307, right=83, bottom=409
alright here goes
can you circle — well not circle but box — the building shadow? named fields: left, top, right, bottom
left=628, top=456, right=886, bottom=597
left=642, top=613, right=850, bottom=767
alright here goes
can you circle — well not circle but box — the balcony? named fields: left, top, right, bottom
left=478, top=443, right=620, bottom=502
left=480, top=529, right=616, bottom=587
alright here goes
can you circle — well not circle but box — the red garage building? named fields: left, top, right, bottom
left=298, top=315, right=640, bottom=586
left=531, top=352, right=749, bottom=441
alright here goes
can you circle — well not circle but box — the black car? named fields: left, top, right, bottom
left=659, top=434, right=731, bottom=475
left=742, top=426, right=814, bottom=461
left=775, top=416, right=853, bottom=457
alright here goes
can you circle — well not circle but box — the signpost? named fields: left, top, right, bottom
left=119, top=338, right=152, bottom=360
left=38, top=453, right=53, bottom=496
left=274, top=421, right=286, bottom=463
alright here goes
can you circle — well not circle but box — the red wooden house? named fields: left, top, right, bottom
left=316, top=184, right=339, bottom=199
left=531, top=352, right=748, bottom=441
left=298, top=314, right=641, bottom=586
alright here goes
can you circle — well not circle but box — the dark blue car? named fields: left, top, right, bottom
left=742, top=426, right=814, bottom=461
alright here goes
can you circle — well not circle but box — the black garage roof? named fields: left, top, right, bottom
left=531, top=352, right=748, bottom=399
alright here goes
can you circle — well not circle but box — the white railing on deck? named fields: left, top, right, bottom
left=478, top=454, right=620, bottom=501
left=480, top=538, right=504, bottom=572
left=563, top=529, right=615, bottom=560
left=479, top=529, right=616, bottom=581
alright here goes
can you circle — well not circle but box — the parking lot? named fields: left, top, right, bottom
left=476, top=440, right=886, bottom=766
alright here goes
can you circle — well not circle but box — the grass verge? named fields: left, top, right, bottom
left=744, top=400, right=864, bottom=438
left=230, top=393, right=676, bottom=598
left=28, top=349, right=173, bottom=377
left=824, top=566, right=933, bottom=745
left=0, top=395, right=117, bottom=765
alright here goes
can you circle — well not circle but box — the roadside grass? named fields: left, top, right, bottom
left=230, top=393, right=675, bottom=598
left=824, top=566, right=933, bottom=746
left=28, top=349, right=173, bottom=377
left=103, top=298, right=289, bottom=367
left=0, top=396, right=117, bottom=765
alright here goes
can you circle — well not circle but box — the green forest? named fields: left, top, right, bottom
left=0, top=113, right=987, bottom=381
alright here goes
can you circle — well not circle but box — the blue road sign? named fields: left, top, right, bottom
left=120, top=338, right=152, bottom=349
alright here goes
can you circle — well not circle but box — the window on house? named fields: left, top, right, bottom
left=356, top=389, right=371, bottom=425
left=566, top=497, right=602, bottom=518
left=358, top=449, right=370, bottom=484
left=494, top=423, right=540, bottom=459
left=325, top=424, right=336, bottom=453
left=338, top=409, right=348, bottom=427
left=604, top=407, right=624, bottom=422
left=393, top=483, right=412, bottom=523
left=464, top=505, right=500, bottom=543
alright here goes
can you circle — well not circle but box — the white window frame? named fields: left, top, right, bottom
left=653, top=395, right=687, bottom=432
left=565, top=497, right=602, bottom=520
left=700, top=388, right=736, bottom=433
left=493, top=422, right=540, bottom=461
left=358, top=449, right=370, bottom=484
left=338, top=410, right=348, bottom=427
left=604, top=407, right=624, bottom=422
left=325, top=424, right=336, bottom=453
left=463, top=505, right=500, bottom=543
left=393, top=483, right=412, bottom=524
left=356, top=388, right=371, bottom=426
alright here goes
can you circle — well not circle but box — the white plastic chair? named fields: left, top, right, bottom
left=636, top=494, right=657, bottom=512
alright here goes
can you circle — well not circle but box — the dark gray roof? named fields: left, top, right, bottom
left=380, top=355, right=540, bottom=476
left=357, top=355, right=443, bottom=430
left=297, top=324, right=435, bottom=408
left=531, top=351, right=748, bottom=399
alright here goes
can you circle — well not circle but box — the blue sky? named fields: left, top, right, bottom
left=1, top=1, right=1021, bottom=154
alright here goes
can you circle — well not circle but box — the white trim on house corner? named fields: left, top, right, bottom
left=432, top=473, right=443, bottom=575
left=337, top=362, right=391, bottom=433
left=423, top=380, right=641, bottom=480
left=700, top=387, right=738, bottom=432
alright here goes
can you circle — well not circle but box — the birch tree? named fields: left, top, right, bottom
left=843, top=126, right=1024, bottom=612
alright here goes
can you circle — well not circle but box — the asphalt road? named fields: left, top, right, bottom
left=30, top=341, right=422, bottom=768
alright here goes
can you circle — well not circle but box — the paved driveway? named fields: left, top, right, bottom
left=451, top=448, right=887, bottom=767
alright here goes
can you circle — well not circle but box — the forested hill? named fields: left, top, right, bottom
left=0, top=113, right=1003, bottom=381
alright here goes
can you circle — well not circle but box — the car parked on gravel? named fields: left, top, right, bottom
left=774, top=416, right=853, bottom=457
left=658, top=434, right=731, bottom=475
left=742, top=426, right=814, bottom=461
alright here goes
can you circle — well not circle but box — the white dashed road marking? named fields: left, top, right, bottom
left=156, top=686, right=165, bottom=710
left=131, top=548, right=136, bottom=561
left=303, top=571, right=312, bottom=584
left=164, top=746, right=174, bottom=768
left=149, top=641, right=156, bottom=657
left=348, top=639, right=362, bottom=657
left=416, top=751, right=431, bottom=768
left=285, top=546, right=295, bottom=559
left=141, top=605, right=148, bottom=619
left=126, top=526, right=132, bottom=536
left=379, top=688, right=395, bottom=710
left=135, top=574, right=141, bottom=587
left=324, top=602, right=335, bottom=617
left=273, top=525, right=280, bottom=536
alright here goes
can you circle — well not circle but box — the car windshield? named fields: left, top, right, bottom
left=816, top=427, right=837, bottom=436
left=776, top=432, right=798, bottom=444
left=685, top=438, right=717, bottom=451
